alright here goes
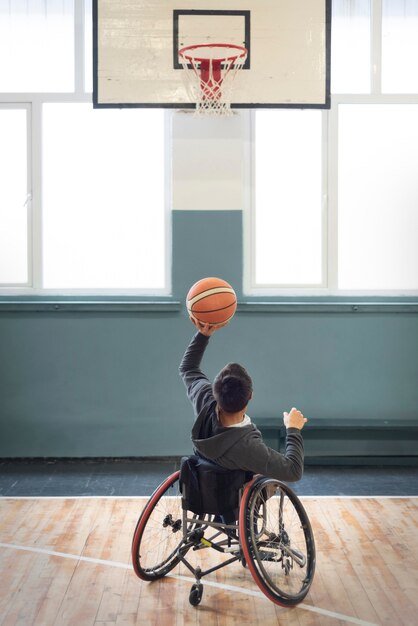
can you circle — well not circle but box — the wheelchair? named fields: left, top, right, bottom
left=132, top=455, right=315, bottom=607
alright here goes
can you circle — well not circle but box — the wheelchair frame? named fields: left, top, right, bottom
left=132, top=464, right=315, bottom=607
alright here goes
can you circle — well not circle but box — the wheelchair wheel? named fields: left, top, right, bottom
left=132, top=470, right=185, bottom=581
left=239, top=477, right=315, bottom=607
left=189, top=583, right=203, bottom=606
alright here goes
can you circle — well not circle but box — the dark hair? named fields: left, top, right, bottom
left=213, top=363, right=253, bottom=413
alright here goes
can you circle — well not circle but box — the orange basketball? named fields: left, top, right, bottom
left=186, top=277, right=237, bottom=325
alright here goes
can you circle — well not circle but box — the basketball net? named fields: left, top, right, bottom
left=179, top=44, right=247, bottom=116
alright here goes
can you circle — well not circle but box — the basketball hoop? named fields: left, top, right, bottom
left=179, top=43, right=247, bottom=116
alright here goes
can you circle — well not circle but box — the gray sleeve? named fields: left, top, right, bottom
left=179, top=332, right=215, bottom=418
left=235, top=428, right=304, bottom=482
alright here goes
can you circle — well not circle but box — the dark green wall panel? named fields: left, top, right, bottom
left=0, top=210, right=417, bottom=457
left=172, top=210, right=243, bottom=299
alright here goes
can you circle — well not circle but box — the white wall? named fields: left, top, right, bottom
left=171, top=110, right=249, bottom=211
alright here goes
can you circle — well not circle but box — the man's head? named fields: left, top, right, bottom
left=213, top=363, right=253, bottom=414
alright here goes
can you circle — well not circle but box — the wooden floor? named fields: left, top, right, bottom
left=0, top=496, right=417, bottom=626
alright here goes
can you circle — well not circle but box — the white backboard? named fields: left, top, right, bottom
left=93, top=0, right=331, bottom=109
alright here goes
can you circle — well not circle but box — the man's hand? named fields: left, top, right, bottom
left=283, top=408, right=307, bottom=430
left=190, top=316, right=229, bottom=337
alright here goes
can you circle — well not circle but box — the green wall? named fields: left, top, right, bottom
left=1, top=210, right=417, bottom=457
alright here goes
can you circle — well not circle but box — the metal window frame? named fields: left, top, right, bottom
left=246, top=0, right=418, bottom=298
left=0, top=0, right=171, bottom=297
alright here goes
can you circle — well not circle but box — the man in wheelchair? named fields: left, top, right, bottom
left=179, top=317, right=307, bottom=482
left=131, top=318, right=315, bottom=608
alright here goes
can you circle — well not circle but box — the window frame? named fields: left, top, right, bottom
left=245, top=0, right=418, bottom=298
left=0, top=0, right=171, bottom=297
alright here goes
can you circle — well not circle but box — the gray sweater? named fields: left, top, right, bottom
left=179, top=332, right=304, bottom=482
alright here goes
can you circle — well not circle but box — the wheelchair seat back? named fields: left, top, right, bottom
left=180, top=454, right=249, bottom=518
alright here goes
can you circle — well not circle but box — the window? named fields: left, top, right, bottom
left=331, top=0, right=371, bottom=93
left=0, top=106, right=29, bottom=284
left=253, top=110, right=323, bottom=287
left=248, top=0, right=418, bottom=295
left=338, top=104, right=418, bottom=290
left=382, top=0, right=418, bottom=93
left=0, top=0, right=74, bottom=92
left=42, top=105, right=166, bottom=290
left=0, top=0, right=168, bottom=294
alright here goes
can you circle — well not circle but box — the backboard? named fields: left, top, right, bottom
left=93, top=0, right=331, bottom=109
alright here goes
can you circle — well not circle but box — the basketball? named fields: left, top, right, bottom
left=186, top=277, right=237, bottom=325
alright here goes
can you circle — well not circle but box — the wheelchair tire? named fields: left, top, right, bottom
left=239, top=476, right=315, bottom=607
left=132, top=470, right=185, bottom=581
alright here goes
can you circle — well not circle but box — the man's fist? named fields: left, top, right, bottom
left=283, top=408, right=307, bottom=430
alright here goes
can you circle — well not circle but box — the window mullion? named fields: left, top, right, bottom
left=74, top=0, right=85, bottom=95
left=25, top=103, right=33, bottom=288
left=327, top=97, right=339, bottom=292
left=31, top=100, right=43, bottom=290
left=249, top=110, right=256, bottom=293
left=243, top=109, right=256, bottom=294
left=321, top=109, right=329, bottom=289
